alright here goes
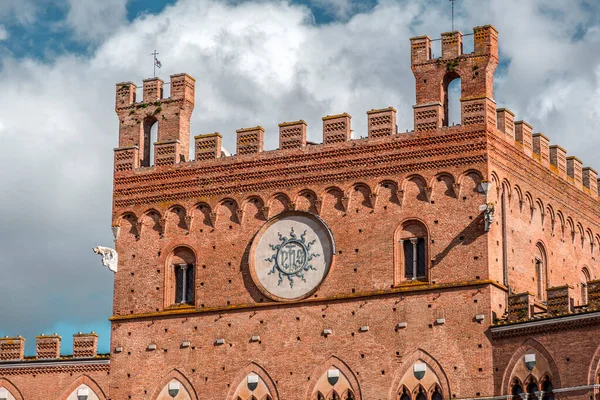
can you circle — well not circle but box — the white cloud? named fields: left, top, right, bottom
left=0, top=0, right=600, bottom=352
left=65, top=0, right=129, bottom=41
left=0, top=25, right=8, bottom=41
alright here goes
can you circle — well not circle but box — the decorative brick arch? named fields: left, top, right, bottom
left=58, top=375, right=107, bottom=400
left=500, top=338, right=561, bottom=395
left=150, top=369, right=198, bottom=400
left=587, top=344, right=600, bottom=384
left=225, top=361, right=279, bottom=400
left=388, top=348, right=450, bottom=400
left=0, top=378, right=24, bottom=400
left=305, top=355, right=362, bottom=400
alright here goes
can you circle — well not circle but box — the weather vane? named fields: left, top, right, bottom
left=449, top=0, right=456, bottom=31
left=151, top=50, right=162, bottom=78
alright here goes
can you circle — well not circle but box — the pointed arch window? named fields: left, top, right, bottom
left=431, top=386, right=443, bottom=400
left=542, top=377, right=554, bottom=400
left=415, top=387, right=427, bottom=400
left=399, top=387, right=411, bottom=400
left=512, top=379, right=524, bottom=397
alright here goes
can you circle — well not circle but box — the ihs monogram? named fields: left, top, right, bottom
left=264, top=227, right=320, bottom=288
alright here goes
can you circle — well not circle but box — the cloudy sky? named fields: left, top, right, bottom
left=0, top=0, right=599, bottom=355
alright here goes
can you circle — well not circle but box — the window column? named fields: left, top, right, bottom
left=410, top=238, right=419, bottom=280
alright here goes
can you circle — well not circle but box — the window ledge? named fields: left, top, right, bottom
left=165, top=303, right=195, bottom=311
left=394, top=280, right=429, bottom=288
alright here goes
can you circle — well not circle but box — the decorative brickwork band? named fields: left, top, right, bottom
left=532, top=133, right=550, bottom=167
left=514, top=121, right=533, bottom=156
left=507, top=292, right=534, bottom=322
left=587, top=279, right=600, bottom=309
left=546, top=285, right=573, bottom=315
left=441, top=31, right=463, bottom=59
left=367, top=107, right=397, bottom=138
left=73, top=332, right=98, bottom=358
left=496, top=108, right=515, bottom=140
left=143, top=77, right=164, bottom=103
left=583, top=167, right=598, bottom=197
left=279, top=120, right=307, bottom=150
left=567, top=156, right=583, bottom=189
left=0, top=336, right=25, bottom=361
left=322, top=113, right=352, bottom=144
left=195, top=133, right=222, bottom=161
left=236, top=126, right=264, bottom=155
left=461, top=97, right=496, bottom=127
left=154, top=140, right=181, bottom=167
left=36, top=334, right=61, bottom=359
left=549, top=145, right=567, bottom=179
left=413, top=103, right=442, bottom=132
left=114, top=146, right=139, bottom=172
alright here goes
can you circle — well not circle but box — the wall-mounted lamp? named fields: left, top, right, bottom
left=478, top=180, right=492, bottom=195
left=168, top=381, right=180, bottom=398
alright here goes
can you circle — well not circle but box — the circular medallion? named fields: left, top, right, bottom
left=249, top=211, right=335, bottom=301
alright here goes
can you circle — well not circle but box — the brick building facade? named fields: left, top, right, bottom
left=2, top=25, right=600, bottom=400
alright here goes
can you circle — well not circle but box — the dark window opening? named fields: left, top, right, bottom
left=175, top=263, right=195, bottom=305
left=404, top=238, right=426, bottom=279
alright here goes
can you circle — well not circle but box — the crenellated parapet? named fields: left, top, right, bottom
left=493, top=106, right=598, bottom=199
left=114, top=74, right=195, bottom=171
left=0, top=332, right=100, bottom=362
left=0, top=336, right=24, bottom=361
left=411, top=25, right=498, bottom=132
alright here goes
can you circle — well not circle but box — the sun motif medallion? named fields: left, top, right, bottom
left=249, top=211, right=335, bottom=301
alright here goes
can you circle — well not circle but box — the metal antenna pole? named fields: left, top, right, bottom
left=450, top=0, right=456, bottom=31
left=151, top=50, right=159, bottom=77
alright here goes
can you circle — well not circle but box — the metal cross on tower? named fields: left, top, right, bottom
left=151, top=50, right=162, bottom=78
left=449, top=0, right=456, bottom=31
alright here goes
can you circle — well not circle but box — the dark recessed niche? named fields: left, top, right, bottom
left=157, top=251, right=161, bottom=257
left=434, top=220, right=439, bottom=224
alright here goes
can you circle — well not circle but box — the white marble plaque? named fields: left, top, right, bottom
left=250, top=212, right=334, bottom=301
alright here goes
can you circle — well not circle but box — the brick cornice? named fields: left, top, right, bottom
left=113, top=128, right=488, bottom=208
left=109, top=279, right=506, bottom=322
left=487, top=130, right=600, bottom=229
left=490, top=310, right=600, bottom=339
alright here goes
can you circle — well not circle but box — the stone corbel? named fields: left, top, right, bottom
left=288, top=202, right=296, bottom=211
left=368, top=193, right=377, bottom=209
left=314, top=198, right=323, bottom=215
left=452, top=183, right=461, bottom=198
left=540, top=211, right=545, bottom=226
left=550, top=218, right=556, bottom=234
left=261, top=206, right=270, bottom=220
left=340, top=196, right=349, bottom=212
left=209, top=212, right=217, bottom=228
left=159, top=217, right=167, bottom=238
left=529, top=206, right=535, bottom=223
left=184, top=215, right=193, bottom=234
left=397, top=190, right=405, bottom=206
left=424, top=186, right=433, bottom=203
left=235, top=208, right=244, bottom=224
left=135, top=221, right=143, bottom=240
